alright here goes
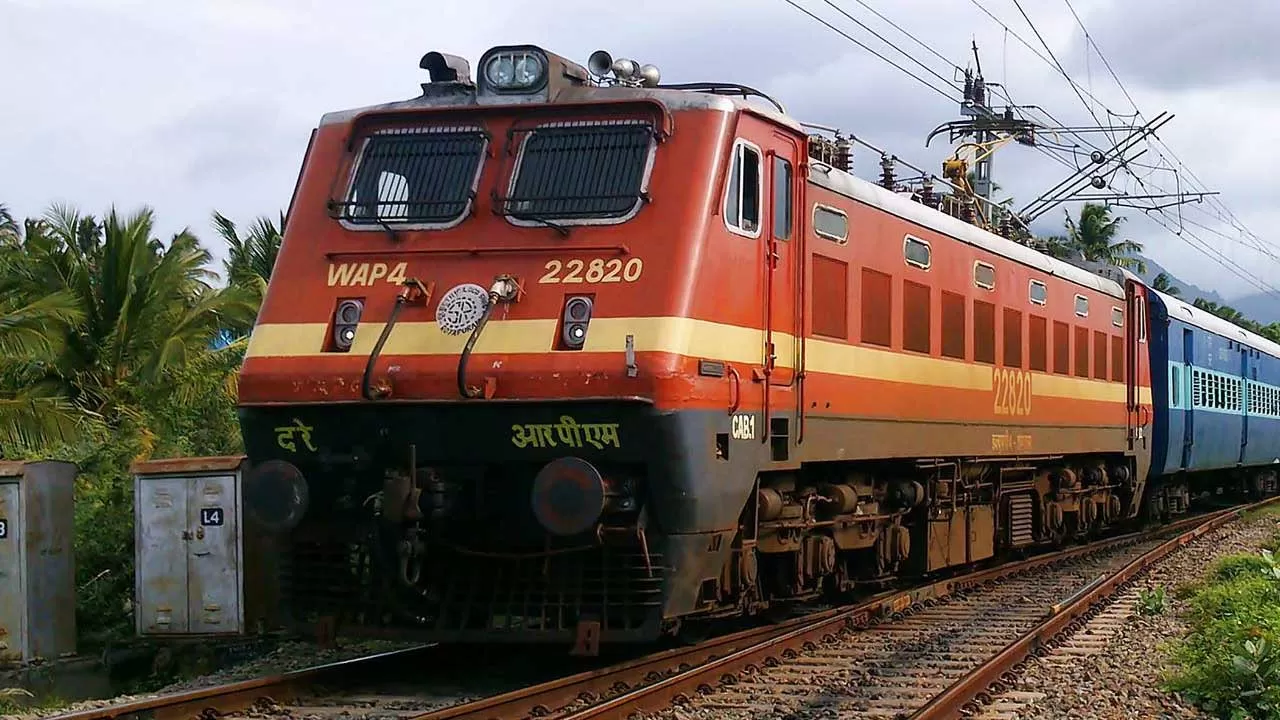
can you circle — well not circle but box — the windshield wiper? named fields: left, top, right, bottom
left=506, top=212, right=570, bottom=237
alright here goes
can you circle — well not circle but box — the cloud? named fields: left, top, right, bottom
left=1069, top=0, right=1280, bottom=91
left=1, top=0, right=1277, bottom=301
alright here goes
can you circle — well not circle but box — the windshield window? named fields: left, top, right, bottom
left=338, top=126, right=487, bottom=226
left=500, top=119, right=654, bottom=223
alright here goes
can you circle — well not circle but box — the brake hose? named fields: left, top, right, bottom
left=361, top=293, right=408, bottom=400
left=457, top=291, right=499, bottom=399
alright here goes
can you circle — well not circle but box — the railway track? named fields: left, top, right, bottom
left=46, top=499, right=1271, bottom=720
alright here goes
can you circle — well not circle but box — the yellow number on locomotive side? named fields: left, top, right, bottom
left=993, top=368, right=1033, bottom=416
left=539, top=258, right=643, bottom=284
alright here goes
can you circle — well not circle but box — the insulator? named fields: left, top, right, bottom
left=919, top=179, right=936, bottom=208
left=835, top=138, right=852, bottom=172
left=879, top=154, right=896, bottom=190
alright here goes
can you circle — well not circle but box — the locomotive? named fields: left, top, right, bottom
left=235, top=43, right=1280, bottom=653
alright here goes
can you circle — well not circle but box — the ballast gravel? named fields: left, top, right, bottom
left=985, top=510, right=1280, bottom=720
left=1, top=639, right=417, bottom=720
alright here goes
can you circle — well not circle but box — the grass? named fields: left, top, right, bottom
left=1164, top=545, right=1280, bottom=718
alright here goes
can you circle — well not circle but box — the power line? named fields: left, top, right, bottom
left=815, top=0, right=962, bottom=92
left=1007, top=0, right=1113, bottom=145
left=843, top=0, right=963, bottom=74
left=777, top=0, right=963, bottom=104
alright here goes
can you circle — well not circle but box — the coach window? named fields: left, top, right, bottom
left=772, top=156, right=793, bottom=240
left=1074, top=294, right=1089, bottom=317
left=904, top=235, right=931, bottom=269
left=1171, top=366, right=1181, bottom=407
left=1029, top=280, right=1047, bottom=305
left=724, top=140, right=762, bottom=237
left=813, top=205, right=848, bottom=243
left=974, top=261, right=996, bottom=290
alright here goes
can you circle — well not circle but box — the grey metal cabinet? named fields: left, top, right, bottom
left=134, top=457, right=245, bottom=636
left=0, top=460, right=77, bottom=663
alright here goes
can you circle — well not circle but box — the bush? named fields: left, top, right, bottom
left=1167, top=553, right=1280, bottom=718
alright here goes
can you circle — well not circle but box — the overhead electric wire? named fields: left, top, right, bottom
left=842, top=0, right=964, bottom=74
left=1008, top=0, right=1111, bottom=135
left=1055, top=0, right=1280, bottom=274
left=778, top=0, right=1280, bottom=298
left=777, top=0, right=963, bottom=103
left=815, top=0, right=963, bottom=92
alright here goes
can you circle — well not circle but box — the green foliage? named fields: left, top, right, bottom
left=1040, top=202, right=1146, bottom=273
left=1167, top=551, right=1280, bottom=718
left=0, top=202, right=280, bottom=649
left=1214, top=553, right=1277, bottom=582
left=1138, top=586, right=1168, bottom=615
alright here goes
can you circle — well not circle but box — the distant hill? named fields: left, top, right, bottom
left=1129, top=255, right=1279, bottom=324
left=1130, top=255, right=1228, bottom=307
left=1226, top=292, right=1280, bottom=324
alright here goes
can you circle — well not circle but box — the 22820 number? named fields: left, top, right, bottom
left=993, top=368, right=1033, bottom=416
left=539, top=258, right=644, bottom=285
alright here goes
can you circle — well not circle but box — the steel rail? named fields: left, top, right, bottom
left=409, top=508, right=1227, bottom=720
left=43, top=503, right=1258, bottom=720
left=909, top=495, right=1280, bottom=719
left=46, top=645, right=438, bottom=720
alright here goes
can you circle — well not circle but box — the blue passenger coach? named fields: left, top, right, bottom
left=1148, top=289, right=1280, bottom=494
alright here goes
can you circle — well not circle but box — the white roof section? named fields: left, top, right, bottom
left=1154, top=289, right=1280, bottom=359
left=319, top=85, right=804, bottom=132
left=809, top=167, right=1126, bottom=299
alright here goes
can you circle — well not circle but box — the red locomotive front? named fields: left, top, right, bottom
left=237, top=43, right=1153, bottom=652
left=237, top=45, right=800, bottom=648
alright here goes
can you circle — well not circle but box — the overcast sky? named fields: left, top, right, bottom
left=2, top=0, right=1277, bottom=300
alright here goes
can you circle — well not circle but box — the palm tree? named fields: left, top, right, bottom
left=0, top=204, right=17, bottom=243
left=214, top=210, right=283, bottom=289
left=213, top=210, right=283, bottom=337
left=1056, top=202, right=1146, bottom=273
left=1152, top=273, right=1181, bottom=297
left=0, top=254, right=90, bottom=450
left=1193, top=298, right=1249, bottom=327
left=18, top=205, right=258, bottom=425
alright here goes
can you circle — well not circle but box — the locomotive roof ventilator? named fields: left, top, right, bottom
left=420, top=51, right=473, bottom=86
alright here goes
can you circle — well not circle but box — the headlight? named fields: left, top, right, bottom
left=482, top=49, right=546, bottom=91
left=332, top=299, right=364, bottom=352
left=561, top=296, right=593, bottom=350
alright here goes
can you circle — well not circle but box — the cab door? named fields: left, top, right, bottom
left=762, top=133, right=802, bottom=457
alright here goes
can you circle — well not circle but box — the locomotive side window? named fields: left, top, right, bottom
left=339, top=126, right=488, bottom=227
left=1111, top=307, right=1124, bottom=327
left=1029, top=315, right=1048, bottom=372
left=1028, top=280, right=1047, bottom=305
left=1053, top=320, right=1070, bottom=375
left=1003, top=308, right=1023, bottom=368
left=941, top=291, right=966, bottom=360
left=1111, top=335, right=1125, bottom=382
left=903, top=281, right=932, bottom=354
left=725, top=140, right=762, bottom=237
left=813, top=205, right=848, bottom=242
left=1074, top=294, right=1089, bottom=317
left=1093, top=330, right=1107, bottom=379
left=973, top=261, right=996, bottom=290
left=504, top=119, right=655, bottom=223
left=904, top=236, right=931, bottom=269
left=1074, top=326, right=1090, bottom=378
left=773, top=157, right=793, bottom=240
left=973, top=300, right=995, bottom=364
